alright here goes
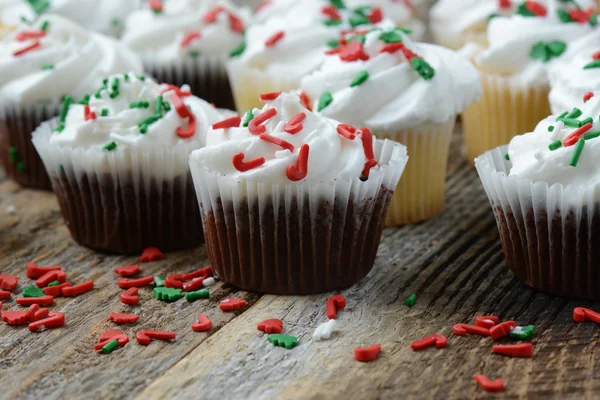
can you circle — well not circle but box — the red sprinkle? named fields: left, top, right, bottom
left=260, top=91, right=282, bottom=101
left=12, top=41, right=41, bottom=57
left=379, top=42, right=405, bottom=55
left=339, top=41, right=370, bottom=62
left=120, top=287, right=140, bottom=305
left=62, top=281, right=94, bottom=297
left=498, top=0, right=512, bottom=9
left=248, top=108, right=277, bottom=134
left=570, top=8, right=591, bottom=23
left=183, top=277, right=205, bottom=292
left=286, top=144, right=309, bottom=181
left=475, top=316, right=499, bottom=329
left=326, top=294, right=346, bottom=320
left=212, top=116, right=242, bottom=130
left=0, top=290, right=10, bottom=300
left=563, top=123, right=593, bottom=147
left=220, top=298, right=247, bottom=311
left=492, top=343, right=533, bottom=358
left=255, top=0, right=271, bottom=12
left=583, top=92, right=594, bottom=103
left=31, top=307, right=50, bottom=322
left=164, top=274, right=184, bottom=289
left=203, top=6, right=224, bottom=23
left=232, top=153, right=265, bottom=172
left=299, top=92, right=312, bottom=111
left=28, top=312, right=65, bottom=332
left=192, top=314, right=213, bottom=332
left=259, top=133, right=295, bottom=152
left=284, top=112, right=306, bottom=134
left=109, top=312, right=140, bottom=324
left=257, top=318, right=283, bottom=334
left=181, top=267, right=213, bottom=281
left=360, top=128, right=375, bottom=160
left=0, top=274, right=18, bottom=291
left=16, top=30, right=46, bottom=41
left=593, top=50, right=600, bottom=61
left=16, top=295, right=54, bottom=306
left=452, top=323, right=490, bottom=337
left=489, top=321, right=517, bottom=341
left=161, top=84, right=192, bottom=98
left=361, top=159, right=378, bottom=178
left=114, top=265, right=140, bottom=277
left=474, top=374, right=505, bottom=392
left=181, top=31, right=201, bottom=48
left=176, top=114, right=196, bottom=139
left=26, top=263, right=62, bottom=279
left=94, top=329, right=129, bottom=350
left=2, top=310, right=28, bottom=325
left=354, top=344, right=381, bottom=362
left=321, top=5, right=341, bottom=20
left=265, top=30, right=285, bottom=47
left=43, top=282, right=71, bottom=297
left=149, top=0, right=163, bottom=12
left=368, top=7, right=383, bottom=23
left=36, top=270, right=66, bottom=288
left=26, top=304, right=40, bottom=322
left=136, top=330, right=176, bottom=345
left=228, top=13, right=245, bottom=33
left=574, top=307, right=600, bottom=324
left=410, top=334, right=447, bottom=351
left=140, top=247, right=164, bottom=263
left=525, top=0, right=547, bottom=16
left=118, top=276, right=154, bottom=289
left=337, top=124, right=358, bottom=140
left=84, top=105, right=96, bottom=121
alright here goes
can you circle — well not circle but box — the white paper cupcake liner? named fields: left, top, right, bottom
left=476, top=145, right=600, bottom=299
left=189, top=139, right=408, bottom=294
left=32, top=119, right=204, bottom=254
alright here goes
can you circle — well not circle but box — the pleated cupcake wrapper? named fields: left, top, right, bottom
left=376, top=118, right=454, bottom=226
left=189, top=139, right=408, bottom=294
left=141, top=53, right=235, bottom=110
left=226, top=60, right=302, bottom=114
left=462, top=72, right=551, bottom=165
left=476, top=145, right=600, bottom=300
left=32, top=119, right=203, bottom=254
left=0, top=102, right=60, bottom=189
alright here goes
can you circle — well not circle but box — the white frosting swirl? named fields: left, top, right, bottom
left=475, top=12, right=595, bottom=86
left=192, top=92, right=377, bottom=183
left=122, top=0, right=249, bottom=63
left=301, top=27, right=481, bottom=130
left=0, top=14, right=142, bottom=105
left=50, top=73, right=227, bottom=151
left=508, top=91, right=600, bottom=186
left=549, top=29, right=600, bottom=113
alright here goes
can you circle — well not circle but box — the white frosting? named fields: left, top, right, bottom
left=235, top=0, right=395, bottom=81
left=508, top=91, right=600, bottom=186
left=475, top=12, right=595, bottom=86
left=122, top=0, right=249, bottom=63
left=301, top=27, right=481, bottom=130
left=0, top=15, right=142, bottom=105
left=192, top=92, right=378, bottom=183
left=50, top=73, right=227, bottom=151
left=549, top=30, right=600, bottom=113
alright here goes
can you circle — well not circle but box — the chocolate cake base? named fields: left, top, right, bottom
left=495, top=205, right=600, bottom=300
left=202, top=186, right=394, bottom=294
left=52, top=170, right=203, bottom=254
left=0, top=108, right=55, bottom=190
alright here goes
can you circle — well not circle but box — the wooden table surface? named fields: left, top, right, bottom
left=1, top=126, right=599, bottom=400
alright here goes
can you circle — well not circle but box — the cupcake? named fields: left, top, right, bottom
left=189, top=92, right=408, bottom=294
left=0, top=15, right=142, bottom=189
left=227, top=0, right=395, bottom=113
left=301, top=27, right=481, bottom=225
left=476, top=91, right=600, bottom=299
left=32, top=73, right=230, bottom=254
left=549, top=30, right=600, bottom=114
left=462, top=5, right=596, bottom=165
left=122, top=0, right=250, bottom=109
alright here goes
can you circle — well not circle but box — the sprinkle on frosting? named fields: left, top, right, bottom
left=530, top=41, right=567, bottom=62
left=265, top=30, right=285, bottom=47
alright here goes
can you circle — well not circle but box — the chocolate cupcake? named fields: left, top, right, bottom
left=32, top=72, right=232, bottom=254
left=476, top=91, right=600, bottom=299
left=0, top=15, right=142, bottom=189
left=189, top=92, right=408, bottom=294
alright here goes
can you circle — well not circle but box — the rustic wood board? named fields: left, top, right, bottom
left=1, top=127, right=598, bottom=400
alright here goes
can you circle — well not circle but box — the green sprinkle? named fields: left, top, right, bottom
left=584, top=131, right=600, bottom=140
left=509, top=325, right=535, bottom=340
left=54, top=124, right=65, bottom=133
left=569, top=138, right=585, bottom=167
left=350, top=70, right=369, bottom=87
left=102, top=141, right=117, bottom=152
left=47, top=280, right=61, bottom=287
left=590, top=13, right=598, bottom=26
left=329, top=0, right=346, bottom=9
left=378, top=30, right=403, bottom=44
left=317, top=91, right=333, bottom=112
left=323, top=19, right=342, bottom=26
left=20, top=16, right=31, bottom=25
left=163, top=102, right=171, bottom=112
left=557, top=9, right=572, bottom=23
left=547, top=41, right=566, bottom=57
left=111, top=18, right=121, bottom=26
left=111, top=78, right=120, bottom=92
left=549, top=140, right=563, bottom=151
left=40, top=20, right=50, bottom=31
left=327, top=39, right=340, bottom=48
left=189, top=50, right=201, bottom=57
left=242, top=109, right=254, bottom=127
left=229, top=42, right=246, bottom=57
left=155, top=96, right=163, bottom=116
left=352, top=5, right=371, bottom=16
left=153, top=287, right=183, bottom=302
left=557, top=118, right=583, bottom=128
left=580, top=117, right=594, bottom=126
left=396, top=27, right=413, bottom=35
left=27, top=0, right=50, bottom=15
left=101, top=108, right=109, bottom=117
left=59, top=96, right=73, bottom=123
left=566, top=108, right=582, bottom=119
left=347, top=34, right=366, bottom=44
left=530, top=42, right=550, bottom=62
left=137, top=75, right=146, bottom=82
left=138, top=115, right=162, bottom=134
left=584, top=60, right=600, bottom=69
left=16, top=162, right=25, bottom=173
left=516, top=3, right=535, bottom=17
left=130, top=101, right=150, bottom=109
left=556, top=111, right=569, bottom=120
left=405, top=294, right=417, bottom=307
left=41, top=63, right=53, bottom=70
left=504, top=153, right=510, bottom=161
left=78, top=94, right=91, bottom=105
left=154, top=274, right=166, bottom=287
left=487, top=13, right=500, bottom=21
left=23, top=284, right=45, bottom=297
left=101, top=339, right=119, bottom=354
left=185, top=289, right=210, bottom=302
left=349, top=14, right=369, bottom=28
left=123, top=73, right=130, bottom=82
left=8, top=146, right=18, bottom=164
left=412, top=58, right=435, bottom=80
left=548, top=125, right=555, bottom=132
left=109, top=91, right=120, bottom=99
left=267, top=334, right=298, bottom=349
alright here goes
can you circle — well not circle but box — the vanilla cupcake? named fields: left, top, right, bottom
left=122, top=0, right=249, bottom=109
left=302, top=27, right=481, bottom=225
left=462, top=7, right=596, bottom=165
left=227, top=0, right=394, bottom=113
left=33, top=73, right=230, bottom=254
left=189, top=92, right=407, bottom=294
left=549, top=30, right=600, bottom=113
left=476, top=91, right=600, bottom=299
left=0, top=15, right=142, bottom=189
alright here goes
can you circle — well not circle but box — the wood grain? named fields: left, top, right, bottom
left=1, top=127, right=599, bottom=400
